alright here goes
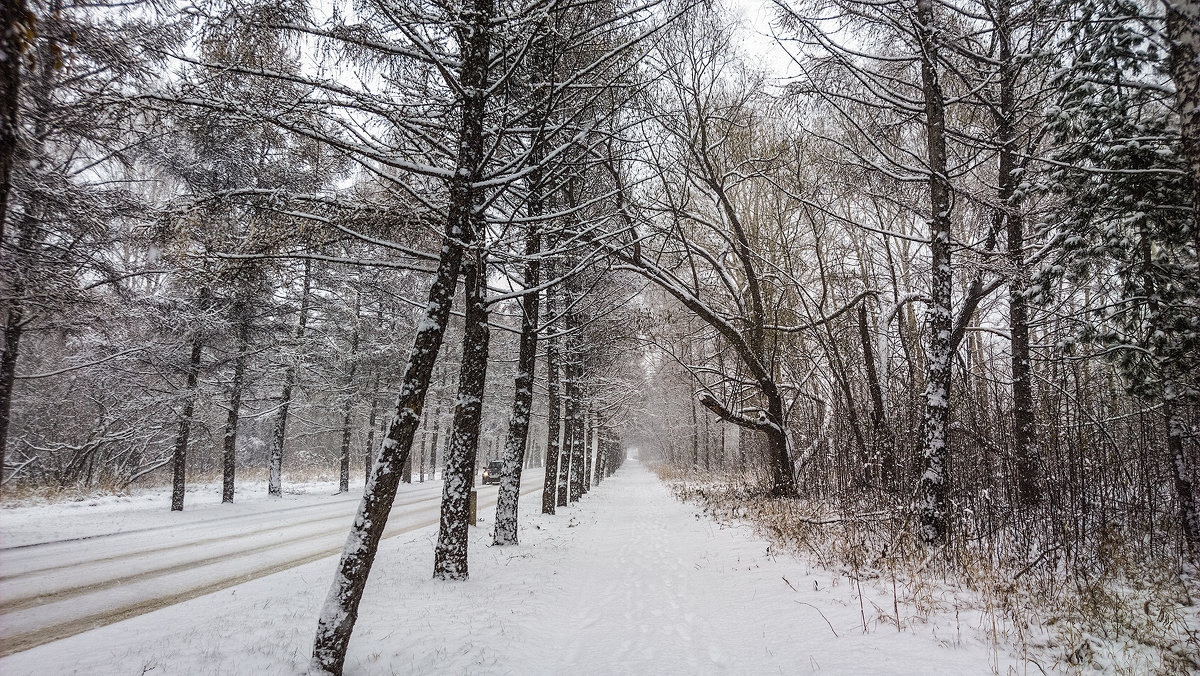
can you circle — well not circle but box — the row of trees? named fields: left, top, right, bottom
left=630, top=0, right=1200, bottom=636
left=2, top=0, right=1198, bottom=670
left=2, top=0, right=644, bottom=672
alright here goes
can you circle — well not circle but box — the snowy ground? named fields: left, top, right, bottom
left=0, top=470, right=543, bottom=656
left=1, top=461, right=1027, bottom=675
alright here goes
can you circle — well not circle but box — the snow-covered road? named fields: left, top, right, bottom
left=0, top=460, right=1025, bottom=674
left=0, top=470, right=545, bottom=657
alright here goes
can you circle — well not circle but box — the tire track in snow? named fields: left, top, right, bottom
left=0, top=489, right=448, bottom=585
left=0, top=484, right=542, bottom=657
left=0, top=491, right=371, bottom=552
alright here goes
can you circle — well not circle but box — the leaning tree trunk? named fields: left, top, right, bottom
left=309, top=0, right=492, bottom=662
left=493, top=221, right=541, bottom=545
left=915, top=0, right=954, bottom=546
left=222, top=299, right=250, bottom=503
left=269, top=259, right=312, bottom=497
left=310, top=240, right=467, bottom=673
left=433, top=246, right=491, bottom=579
left=171, top=333, right=203, bottom=512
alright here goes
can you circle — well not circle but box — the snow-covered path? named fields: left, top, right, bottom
left=512, top=462, right=1013, bottom=675
left=0, top=461, right=1018, bottom=674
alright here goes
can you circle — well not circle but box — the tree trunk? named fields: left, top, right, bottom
left=565, top=340, right=583, bottom=503
left=309, top=0, right=493, bottom=650
left=991, top=0, right=1039, bottom=509
left=858, top=303, right=893, bottom=487
left=419, top=412, right=428, bottom=482
left=582, top=407, right=592, bottom=494
left=0, top=0, right=26, bottom=246
left=494, top=222, right=541, bottom=545
left=269, top=259, right=312, bottom=498
left=691, top=395, right=700, bottom=468
left=1165, top=390, right=1200, bottom=560
left=171, top=333, right=203, bottom=512
left=363, top=373, right=379, bottom=487
left=1164, top=0, right=1200, bottom=263
left=222, top=300, right=250, bottom=503
left=915, top=0, right=954, bottom=545
left=337, top=308, right=360, bottom=495
left=433, top=247, right=491, bottom=580
left=541, top=287, right=561, bottom=515
left=429, top=404, right=441, bottom=481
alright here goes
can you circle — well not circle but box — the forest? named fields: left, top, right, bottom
left=0, top=0, right=1198, bottom=672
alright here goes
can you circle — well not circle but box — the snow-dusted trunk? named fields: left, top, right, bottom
left=565, top=341, right=583, bottom=504
left=433, top=247, right=491, bottom=580
left=1165, top=390, right=1200, bottom=559
left=691, top=396, right=699, bottom=468
left=171, top=333, right=203, bottom=512
left=310, top=0, right=492, bottom=651
left=269, top=259, right=311, bottom=498
left=363, top=373, right=379, bottom=487
left=0, top=0, right=22, bottom=246
left=310, top=247, right=466, bottom=674
left=401, top=444, right=413, bottom=484
left=222, top=301, right=250, bottom=503
left=762, top=384, right=792, bottom=498
left=0, top=210, right=40, bottom=487
left=338, top=326, right=358, bottom=494
left=857, top=303, right=892, bottom=486
left=590, top=413, right=600, bottom=487
left=0, top=285, right=24, bottom=486
left=419, top=413, right=428, bottom=482
left=915, top=0, right=954, bottom=545
left=493, top=225, right=541, bottom=545
left=996, top=1, right=1038, bottom=508
left=583, top=409, right=593, bottom=492
left=1164, top=0, right=1200, bottom=260
left=541, top=285, right=561, bottom=515
left=429, top=404, right=441, bottom=481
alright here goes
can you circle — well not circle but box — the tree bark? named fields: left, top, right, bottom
left=995, top=0, right=1039, bottom=508
left=858, top=303, right=893, bottom=486
left=565, top=337, right=583, bottom=503
left=338, top=320, right=359, bottom=494
left=363, top=373, right=379, bottom=487
left=429, top=404, right=441, bottom=481
left=433, top=247, right=491, bottom=579
left=222, top=299, right=250, bottom=503
left=309, top=0, right=493, bottom=650
left=171, top=333, right=203, bottom=512
left=915, top=0, right=954, bottom=545
left=1164, top=390, right=1200, bottom=560
left=582, top=407, right=592, bottom=494
left=269, top=258, right=311, bottom=497
left=0, top=0, right=27, bottom=246
left=541, top=286, right=562, bottom=515
left=493, top=220, right=541, bottom=544
left=1164, top=0, right=1200, bottom=263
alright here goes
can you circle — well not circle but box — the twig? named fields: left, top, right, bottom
left=783, top=576, right=839, bottom=637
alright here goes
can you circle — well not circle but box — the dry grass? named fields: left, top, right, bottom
left=651, top=463, right=1200, bottom=675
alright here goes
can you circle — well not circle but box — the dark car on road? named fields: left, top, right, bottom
left=481, top=460, right=503, bottom=485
